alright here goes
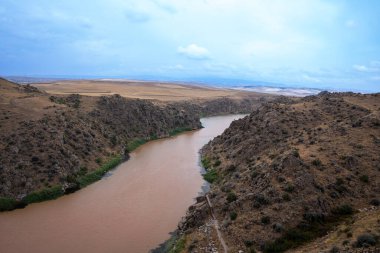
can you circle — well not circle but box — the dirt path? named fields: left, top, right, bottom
left=206, top=194, right=228, bottom=253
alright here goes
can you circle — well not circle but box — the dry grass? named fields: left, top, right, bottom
left=33, top=80, right=265, bottom=101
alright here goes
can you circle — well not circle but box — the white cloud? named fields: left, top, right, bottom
left=353, top=64, right=379, bottom=72
left=177, top=44, right=210, bottom=60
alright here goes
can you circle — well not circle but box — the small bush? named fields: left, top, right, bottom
left=230, top=211, right=238, bottom=220
left=169, top=236, right=186, bottom=253
left=0, top=197, right=18, bottom=211
left=356, top=233, right=376, bottom=247
left=213, top=160, right=221, bottom=167
left=311, top=159, right=322, bottom=166
left=261, top=216, right=271, bottom=225
left=292, top=149, right=300, bottom=158
left=370, top=199, right=380, bottom=206
left=226, top=192, right=237, bottom=203
left=127, top=138, right=147, bottom=152
left=332, top=204, right=354, bottom=215
left=203, top=169, right=218, bottom=183
left=335, top=178, right=344, bottom=186
left=359, top=175, right=369, bottom=183
left=282, top=193, right=291, bottom=201
left=330, top=246, right=340, bottom=253
left=244, top=240, right=254, bottom=247
left=201, top=157, right=211, bottom=169
left=284, top=185, right=295, bottom=193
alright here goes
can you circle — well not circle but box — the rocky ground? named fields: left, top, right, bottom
left=178, top=92, right=380, bottom=253
left=0, top=78, right=267, bottom=204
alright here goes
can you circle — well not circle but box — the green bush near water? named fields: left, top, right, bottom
left=201, top=157, right=211, bottom=169
left=169, top=236, right=186, bottom=253
left=22, top=185, right=64, bottom=204
left=0, top=197, right=18, bottom=211
left=127, top=138, right=148, bottom=152
left=77, top=155, right=122, bottom=188
left=169, top=127, right=192, bottom=136
left=203, top=168, right=219, bottom=183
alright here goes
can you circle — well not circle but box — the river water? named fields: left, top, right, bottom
left=0, top=115, right=245, bottom=253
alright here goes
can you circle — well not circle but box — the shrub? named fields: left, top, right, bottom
left=261, top=216, right=271, bottom=225
left=356, top=233, right=376, bottom=247
left=226, top=192, right=237, bottom=203
left=284, top=185, right=295, bottom=193
left=201, top=157, right=211, bottom=169
left=230, top=211, right=238, bottom=220
left=169, top=127, right=192, bottom=136
left=330, top=246, right=340, bottom=253
left=311, top=159, right=322, bottom=166
left=292, top=149, right=300, bottom=158
left=370, top=199, right=380, bottom=206
left=169, top=236, right=186, bottom=253
left=359, top=175, right=369, bottom=183
left=332, top=204, right=354, bottom=215
left=335, top=178, right=344, bottom=186
left=0, top=197, right=18, bottom=211
left=213, top=160, right=221, bottom=167
left=127, top=138, right=147, bottom=152
left=282, top=193, right=291, bottom=201
left=95, top=157, right=103, bottom=164
left=203, top=169, right=218, bottom=183
left=244, top=240, right=254, bottom=247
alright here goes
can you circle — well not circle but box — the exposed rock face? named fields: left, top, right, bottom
left=0, top=78, right=265, bottom=200
left=180, top=92, right=380, bottom=252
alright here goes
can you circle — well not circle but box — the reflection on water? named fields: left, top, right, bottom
left=0, top=115, right=245, bottom=253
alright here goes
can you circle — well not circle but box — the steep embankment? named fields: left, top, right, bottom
left=0, top=78, right=265, bottom=211
left=178, top=92, right=380, bottom=252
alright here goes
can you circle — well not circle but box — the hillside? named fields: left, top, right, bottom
left=0, top=78, right=268, bottom=210
left=177, top=92, right=380, bottom=252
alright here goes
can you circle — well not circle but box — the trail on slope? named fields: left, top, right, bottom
left=206, top=194, right=228, bottom=253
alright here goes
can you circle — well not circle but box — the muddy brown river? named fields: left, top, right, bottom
left=0, top=115, right=244, bottom=253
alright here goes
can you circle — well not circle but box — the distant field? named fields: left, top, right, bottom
left=33, top=80, right=266, bottom=101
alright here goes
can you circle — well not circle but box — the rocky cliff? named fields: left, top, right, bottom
left=178, top=92, right=380, bottom=252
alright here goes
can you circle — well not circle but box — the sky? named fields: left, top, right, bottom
left=0, top=0, right=380, bottom=92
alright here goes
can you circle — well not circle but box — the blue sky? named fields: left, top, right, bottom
left=0, top=0, right=380, bottom=92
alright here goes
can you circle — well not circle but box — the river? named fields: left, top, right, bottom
left=0, top=115, right=245, bottom=253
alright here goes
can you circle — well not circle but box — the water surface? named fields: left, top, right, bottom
left=0, top=115, right=245, bottom=253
